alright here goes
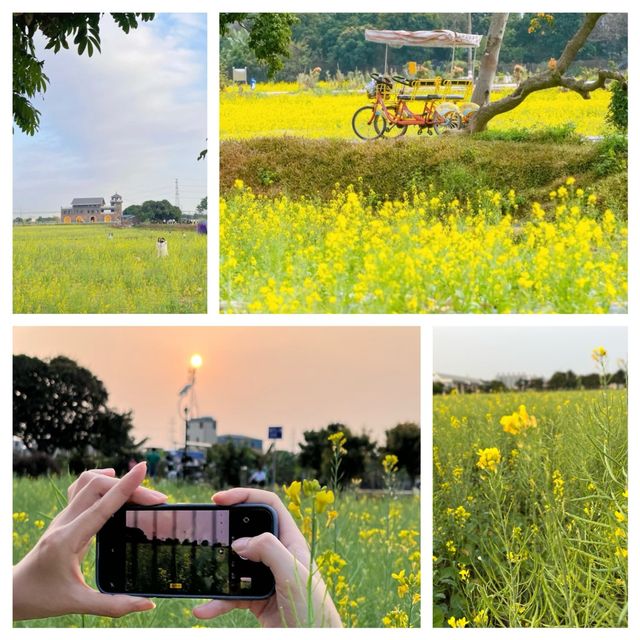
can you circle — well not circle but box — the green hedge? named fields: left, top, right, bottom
left=220, top=135, right=627, bottom=216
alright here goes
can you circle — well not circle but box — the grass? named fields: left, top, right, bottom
left=13, top=476, right=420, bottom=628
left=13, top=225, right=207, bottom=314
left=433, top=387, right=627, bottom=627
left=219, top=136, right=627, bottom=216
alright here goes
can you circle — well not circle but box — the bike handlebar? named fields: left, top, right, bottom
left=392, top=75, right=413, bottom=86
left=370, top=72, right=392, bottom=87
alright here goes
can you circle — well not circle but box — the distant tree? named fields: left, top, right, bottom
left=611, top=368, right=627, bottom=386
left=268, top=450, right=301, bottom=485
left=207, top=441, right=259, bottom=487
left=565, top=370, right=578, bottom=389
left=483, top=380, right=507, bottom=393
left=122, top=204, right=142, bottom=220
left=529, top=377, right=545, bottom=391
left=547, top=371, right=568, bottom=390
left=124, top=199, right=181, bottom=222
left=383, top=422, right=420, bottom=483
left=547, top=370, right=578, bottom=390
left=433, top=381, right=445, bottom=395
left=579, top=373, right=601, bottom=389
left=220, top=13, right=298, bottom=77
left=196, top=196, right=208, bottom=214
left=13, top=354, right=140, bottom=457
left=298, top=423, right=377, bottom=485
left=13, top=12, right=154, bottom=135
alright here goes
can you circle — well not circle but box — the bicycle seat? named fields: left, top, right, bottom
left=398, top=93, right=441, bottom=101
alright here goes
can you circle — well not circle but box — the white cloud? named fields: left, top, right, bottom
left=13, top=13, right=207, bottom=214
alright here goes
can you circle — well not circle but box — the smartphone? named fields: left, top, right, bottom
left=96, top=503, right=277, bottom=599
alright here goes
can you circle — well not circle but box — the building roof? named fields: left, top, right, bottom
left=71, top=197, right=105, bottom=206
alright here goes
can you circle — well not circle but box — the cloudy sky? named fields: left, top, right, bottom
left=13, top=327, right=420, bottom=451
left=434, top=326, right=627, bottom=379
left=13, top=13, right=206, bottom=217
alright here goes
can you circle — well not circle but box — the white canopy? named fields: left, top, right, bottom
left=365, top=29, right=482, bottom=49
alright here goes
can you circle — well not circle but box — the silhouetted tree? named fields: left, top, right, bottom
left=13, top=354, right=140, bottom=458
left=299, top=423, right=377, bottom=485
left=383, top=422, right=420, bottom=483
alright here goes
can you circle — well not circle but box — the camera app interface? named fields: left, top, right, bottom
left=124, top=509, right=234, bottom=595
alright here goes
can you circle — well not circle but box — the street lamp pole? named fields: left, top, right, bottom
left=178, top=354, right=202, bottom=480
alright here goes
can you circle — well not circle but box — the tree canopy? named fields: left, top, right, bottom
left=196, top=196, right=208, bottom=214
left=383, top=422, right=420, bottom=483
left=13, top=12, right=154, bottom=135
left=220, top=13, right=627, bottom=82
left=13, top=354, right=140, bottom=457
left=298, top=423, right=377, bottom=486
left=220, top=13, right=298, bottom=77
left=123, top=199, right=182, bottom=222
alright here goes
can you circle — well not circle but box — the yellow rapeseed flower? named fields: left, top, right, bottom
left=448, top=616, right=468, bottom=628
left=476, top=447, right=502, bottom=473
left=283, top=480, right=301, bottom=505
left=592, top=346, right=607, bottom=361
left=500, top=405, right=537, bottom=436
left=382, top=454, right=399, bottom=474
left=314, top=489, right=335, bottom=514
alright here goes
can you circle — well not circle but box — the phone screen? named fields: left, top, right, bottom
left=96, top=504, right=277, bottom=599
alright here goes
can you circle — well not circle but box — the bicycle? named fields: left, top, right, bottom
left=352, top=74, right=463, bottom=140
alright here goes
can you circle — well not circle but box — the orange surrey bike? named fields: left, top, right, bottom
left=352, top=73, right=464, bottom=140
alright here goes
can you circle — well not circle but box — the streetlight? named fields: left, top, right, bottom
left=178, top=353, right=202, bottom=479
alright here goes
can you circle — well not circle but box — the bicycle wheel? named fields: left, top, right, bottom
left=352, top=105, right=385, bottom=140
left=375, top=107, right=408, bottom=138
left=435, top=102, right=462, bottom=132
left=441, top=110, right=463, bottom=130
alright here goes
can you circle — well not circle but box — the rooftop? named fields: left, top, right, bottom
left=71, top=197, right=105, bottom=206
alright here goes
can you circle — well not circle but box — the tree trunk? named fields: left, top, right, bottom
left=468, top=13, right=619, bottom=133
left=470, top=13, right=509, bottom=106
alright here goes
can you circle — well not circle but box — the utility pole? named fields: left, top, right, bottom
left=175, top=178, right=180, bottom=210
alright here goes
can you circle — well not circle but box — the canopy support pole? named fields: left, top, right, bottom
left=472, top=47, right=477, bottom=81
left=384, top=44, right=388, bottom=75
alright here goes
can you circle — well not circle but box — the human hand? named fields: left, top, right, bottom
left=192, top=488, right=342, bottom=628
left=13, top=462, right=167, bottom=621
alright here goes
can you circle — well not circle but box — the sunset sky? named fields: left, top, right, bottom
left=13, top=327, right=420, bottom=450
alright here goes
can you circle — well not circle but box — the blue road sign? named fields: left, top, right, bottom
left=268, top=426, right=283, bottom=440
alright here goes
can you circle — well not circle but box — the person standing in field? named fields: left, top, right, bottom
left=145, top=448, right=161, bottom=479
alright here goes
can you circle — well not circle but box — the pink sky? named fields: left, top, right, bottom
left=13, top=327, right=420, bottom=450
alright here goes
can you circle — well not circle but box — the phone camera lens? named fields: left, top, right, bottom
left=242, top=516, right=250, bottom=524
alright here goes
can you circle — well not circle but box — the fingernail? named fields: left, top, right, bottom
left=150, top=490, right=167, bottom=498
left=231, top=537, right=250, bottom=552
left=132, top=598, right=155, bottom=611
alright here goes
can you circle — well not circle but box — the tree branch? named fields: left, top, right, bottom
left=468, top=13, right=618, bottom=133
